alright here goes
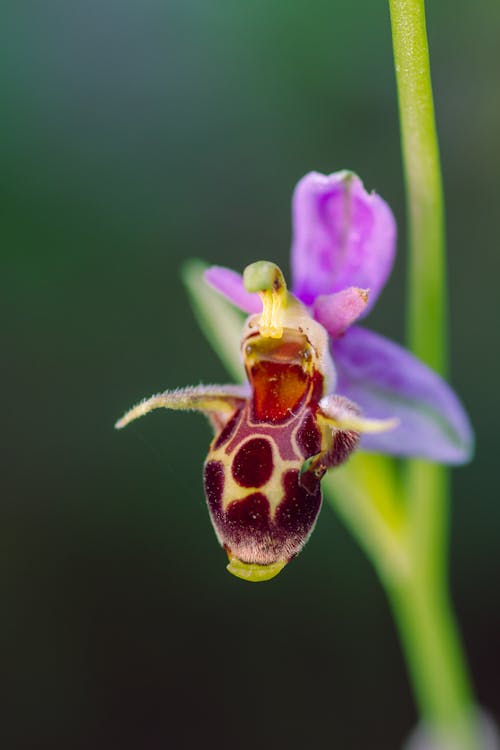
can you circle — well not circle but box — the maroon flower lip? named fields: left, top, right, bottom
left=201, top=321, right=328, bottom=574
left=203, top=399, right=324, bottom=570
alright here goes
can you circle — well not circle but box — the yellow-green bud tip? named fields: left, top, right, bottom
left=226, top=556, right=287, bottom=582
left=243, top=261, right=286, bottom=294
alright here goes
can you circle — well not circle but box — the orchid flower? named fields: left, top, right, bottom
left=205, top=171, right=473, bottom=464
left=116, top=170, right=472, bottom=583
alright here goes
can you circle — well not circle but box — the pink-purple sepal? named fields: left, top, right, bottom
left=313, top=287, right=369, bottom=339
left=333, top=327, right=474, bottom=464
left=204, top=265, right=260, bottom=314
left=291, top=171, right=396, bottom=314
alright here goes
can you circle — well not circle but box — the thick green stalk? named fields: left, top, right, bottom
left=388, top=1, right=476, bottom=746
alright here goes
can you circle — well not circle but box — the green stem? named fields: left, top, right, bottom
left=389, top=0, right=446, bottom=375
left=388, top=571, right=476, bottom=749
left=388, top=1, right=476, bottom=746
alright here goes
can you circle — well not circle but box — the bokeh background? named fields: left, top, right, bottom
left=2, top=1, right=499, bottom=748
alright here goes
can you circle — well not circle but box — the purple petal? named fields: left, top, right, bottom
left=291, top=171, right=396, bottom=314
left=313, top=287, right=369, bottom=339
left=204, top=266, right=261, bottom=314
left=332, top=327, right=473, bottom=464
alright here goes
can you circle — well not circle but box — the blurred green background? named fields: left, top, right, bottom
left=2, top=1, right=499, bottom=748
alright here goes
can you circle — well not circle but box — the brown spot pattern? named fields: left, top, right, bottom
left=232, top=438, right=273, bottom=488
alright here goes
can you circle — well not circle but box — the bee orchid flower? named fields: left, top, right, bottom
left=205, top=171, right=472, bottom=464
left=116, top=171, right=473, bottom=582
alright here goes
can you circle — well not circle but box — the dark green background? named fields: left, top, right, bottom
left=2, top=1, right=499, bottom=748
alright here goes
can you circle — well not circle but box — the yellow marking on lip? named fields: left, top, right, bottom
left=209, top=428, right=305, bottom=518
left=226, top=553, right=287, bottom=582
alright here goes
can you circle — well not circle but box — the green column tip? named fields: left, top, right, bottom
left=243, top=261, right=286, bottom=294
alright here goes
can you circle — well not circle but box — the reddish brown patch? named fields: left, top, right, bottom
left=225, top=493, right=271, bottom=536
left=203, top=460, right=225, bottom=514
left=232, top=437, right=273, bottom=488
left=275, top=469, right=322, bottom=538
left=296, top=410, right=322, bottom=458
left=250, top=361, right=309, bottom=423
